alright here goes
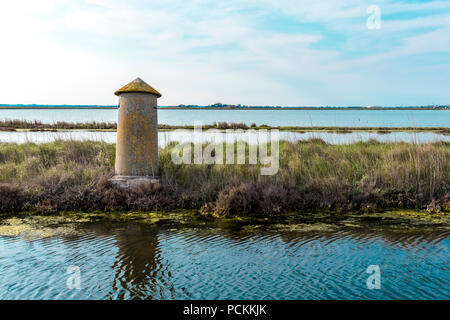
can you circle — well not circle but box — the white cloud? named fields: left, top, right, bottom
left=0, top=0, right=449, bottom=106
left=384, top=0, right=450, bottom=13
left=381, top=13, right=450, bottom=32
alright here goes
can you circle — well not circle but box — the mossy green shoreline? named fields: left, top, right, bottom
left=1, top=209, right=449, bottom=239
left=0, top=139, right=448, bottom=225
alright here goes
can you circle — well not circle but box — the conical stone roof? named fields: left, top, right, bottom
left=114, top=77, right=162, bottom=98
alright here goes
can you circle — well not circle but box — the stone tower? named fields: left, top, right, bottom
left=111, top=77, right=161, bottom=188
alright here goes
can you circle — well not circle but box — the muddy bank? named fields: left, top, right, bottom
left=1, top=210, right=448, bottom=240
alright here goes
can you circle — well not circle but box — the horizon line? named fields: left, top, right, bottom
left=0, top=104, right=449, bottom=109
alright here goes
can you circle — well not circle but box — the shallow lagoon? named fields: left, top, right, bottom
left=0, top=108, right=449, bottom=127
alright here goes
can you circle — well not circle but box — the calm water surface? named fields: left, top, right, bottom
left=0, top=109, right=449, bottom=127
left=0, top=223, right=448, bottom=300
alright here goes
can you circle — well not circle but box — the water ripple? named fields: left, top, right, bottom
left=0, top=224, right=448, bottom=300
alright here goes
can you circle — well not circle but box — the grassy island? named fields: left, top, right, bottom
left=0, top=139, right=448, bottom=225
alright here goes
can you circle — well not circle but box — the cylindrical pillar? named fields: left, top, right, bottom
left=112, top=77, right=162, bottom=187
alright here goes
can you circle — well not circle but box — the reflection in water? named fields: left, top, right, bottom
left=0, top=224, right=448, bottom=300
left=109, top=225, right=173, bottom=300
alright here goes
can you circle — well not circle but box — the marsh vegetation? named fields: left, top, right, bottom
left=0, top=139, right=448, bottom=217
left=1, top=119, right=448, bottom=133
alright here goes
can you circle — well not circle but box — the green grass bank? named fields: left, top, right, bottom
left=0, top=139, right=448, bottom=219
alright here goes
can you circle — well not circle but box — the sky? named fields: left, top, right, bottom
left=0, top=0, right=450, bottom=106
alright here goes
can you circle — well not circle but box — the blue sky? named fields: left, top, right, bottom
left=0, top=0, right=450, bottom=106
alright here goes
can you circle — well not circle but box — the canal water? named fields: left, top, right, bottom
left=0, top=223, right=448, bottom=300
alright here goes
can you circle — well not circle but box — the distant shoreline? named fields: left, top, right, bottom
left=161, top=106, right=450, bottom=110
left=0, top=106, right=448, bottom=110
left=0, top=106, right=118, bottom=109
